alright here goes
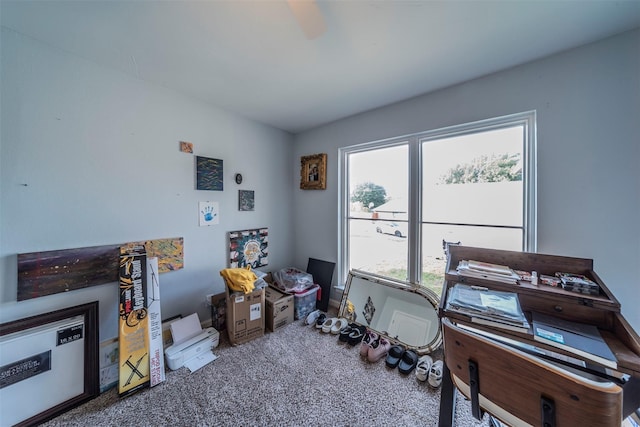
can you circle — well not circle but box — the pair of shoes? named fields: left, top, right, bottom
left=305, top=309, right=322, bottom=326
left=367, top=337, right=391, bottom=363
left=385, top=345, right=406, bottom=369
left=314, top=313, right=327, bottom=329
left=415, top=355, right=433, bottom=382
left=321, top=317, right=349, bottom=334
left=339, top=323, right=365, bottom=343
left=386, top=345, right=418, bottom=374
left=428, top=360, right=444, bottom=388
left=338, top=323, right=358, bottom=342
left=359, top=330, right=379, bottom=357
left=347, top=325, right=367, bottom=346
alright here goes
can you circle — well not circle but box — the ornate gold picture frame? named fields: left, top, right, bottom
left=300, top=153, right=327, bottom=190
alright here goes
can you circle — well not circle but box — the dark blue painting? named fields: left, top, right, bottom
left=196, top=156, right=223, bottom=191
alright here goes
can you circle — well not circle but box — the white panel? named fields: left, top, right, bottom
left=0, top=316, right=84, bottom=426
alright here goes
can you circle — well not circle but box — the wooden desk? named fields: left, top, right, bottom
left=437, top=246, right=640, bottom=427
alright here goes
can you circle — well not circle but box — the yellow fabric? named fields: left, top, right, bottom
left=220, top=266, right=257, bottom=294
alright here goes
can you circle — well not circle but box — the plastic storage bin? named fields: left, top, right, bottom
left=294, top=284, right=320, bottom=320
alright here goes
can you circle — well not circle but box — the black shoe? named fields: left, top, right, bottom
left=385, top=345, right=406, bottom=369
left=347, top=325, right=367, bottom=346
left=314, top=313, right=327, bottom=329
left=398, top=349, right=418, bottom=374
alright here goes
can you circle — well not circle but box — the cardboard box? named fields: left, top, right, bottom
left=265, top=286, right=294, bottom=332
left=225, top=286, right=265, bottom=345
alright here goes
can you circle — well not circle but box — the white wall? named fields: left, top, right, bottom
left=292, top=29, right=640, bottom=332
left=0, top=28, right=295, bottom=341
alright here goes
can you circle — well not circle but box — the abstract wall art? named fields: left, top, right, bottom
left=196, top=156, right=223, bottom=191
left=17, top=237, right=184, bottom=301
left=238, top=190, right=255, bottom=211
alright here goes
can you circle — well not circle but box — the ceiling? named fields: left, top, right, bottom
left=2, top=1, right=639, bottom=134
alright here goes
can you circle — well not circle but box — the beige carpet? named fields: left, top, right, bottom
left=41, top=319, right=490, bottom=427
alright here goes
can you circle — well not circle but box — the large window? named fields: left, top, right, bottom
left=339, top=112, right=536, bottom=296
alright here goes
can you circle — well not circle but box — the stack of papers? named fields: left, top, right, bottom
left=456, top=260, right=520, bottom=285
left=446, top=283, right=530, bottom=333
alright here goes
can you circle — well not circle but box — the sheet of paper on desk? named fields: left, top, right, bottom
left=184, top=352, right=218, bottom=372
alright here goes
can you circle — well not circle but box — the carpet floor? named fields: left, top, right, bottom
left=41, top=319, right=490, bottom=427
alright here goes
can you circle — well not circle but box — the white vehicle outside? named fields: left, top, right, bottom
left=375, top=221, right=407, bottom=238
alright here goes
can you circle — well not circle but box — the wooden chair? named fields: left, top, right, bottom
left=439, top=318, right=623, bottom=427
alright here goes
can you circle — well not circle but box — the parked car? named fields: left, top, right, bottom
left=375, top=221, right=407, bottom=237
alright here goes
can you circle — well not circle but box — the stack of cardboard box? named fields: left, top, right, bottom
left=224, top=284, right=265, bottom=346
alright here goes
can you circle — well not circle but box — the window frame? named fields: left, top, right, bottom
left=338, top=111, right=537, bottom=288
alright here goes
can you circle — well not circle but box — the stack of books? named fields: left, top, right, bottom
left=456, top=260, right=520, bottom=285
left=445, top=283, right=530, bottom=333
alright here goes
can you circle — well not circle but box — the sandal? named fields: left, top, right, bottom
left=398, top=349, right=418, bottom=375
left=347, top=325, right=367, bottom=346
left=330, top=318, right=349, bottom=335
left=321, top=317, right=338, bottom=333
left=339, top=323, right=357, bottom=342
left=385, top=345, right=405, bottom=369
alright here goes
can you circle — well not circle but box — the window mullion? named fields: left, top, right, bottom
left=408, top=138, right=421, bottom=284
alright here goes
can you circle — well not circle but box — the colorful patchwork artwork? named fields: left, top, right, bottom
left=196, top=156, right=223, bottom=191
left=228, top=228, right=268, bottom=268
left=141, top=237, right=184, bottom=273
left=17, top=237, right=184, bottom=301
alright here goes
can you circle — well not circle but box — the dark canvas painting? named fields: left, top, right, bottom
left=196, top=156, right=223, bottom=191
left=17, top=237, right=184, bottom=301
left=238, top=190, right=255, bottom=211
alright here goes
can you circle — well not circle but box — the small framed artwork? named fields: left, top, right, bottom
left=179, top=141, right=193, bottom=153
left=199, top=201, right=219, bottom=226
left=300, top=153, right=326, bottom=190
left=238, top=190, right=255, bottom=211
left=196, top=156, right=223, bottom=191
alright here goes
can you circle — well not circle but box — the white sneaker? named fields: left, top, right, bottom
left=330, top=318, right=349, bottom=334
left=415, top=355, right=433, bottom=382
left=321, top=317, right=337, bottom=333
left=428, top=360, right=443, bottom=388
left=305, top=309, right=321, bottom=326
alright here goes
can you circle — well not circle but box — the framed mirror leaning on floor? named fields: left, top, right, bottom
left=338, top=270, right=442, bottom=354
